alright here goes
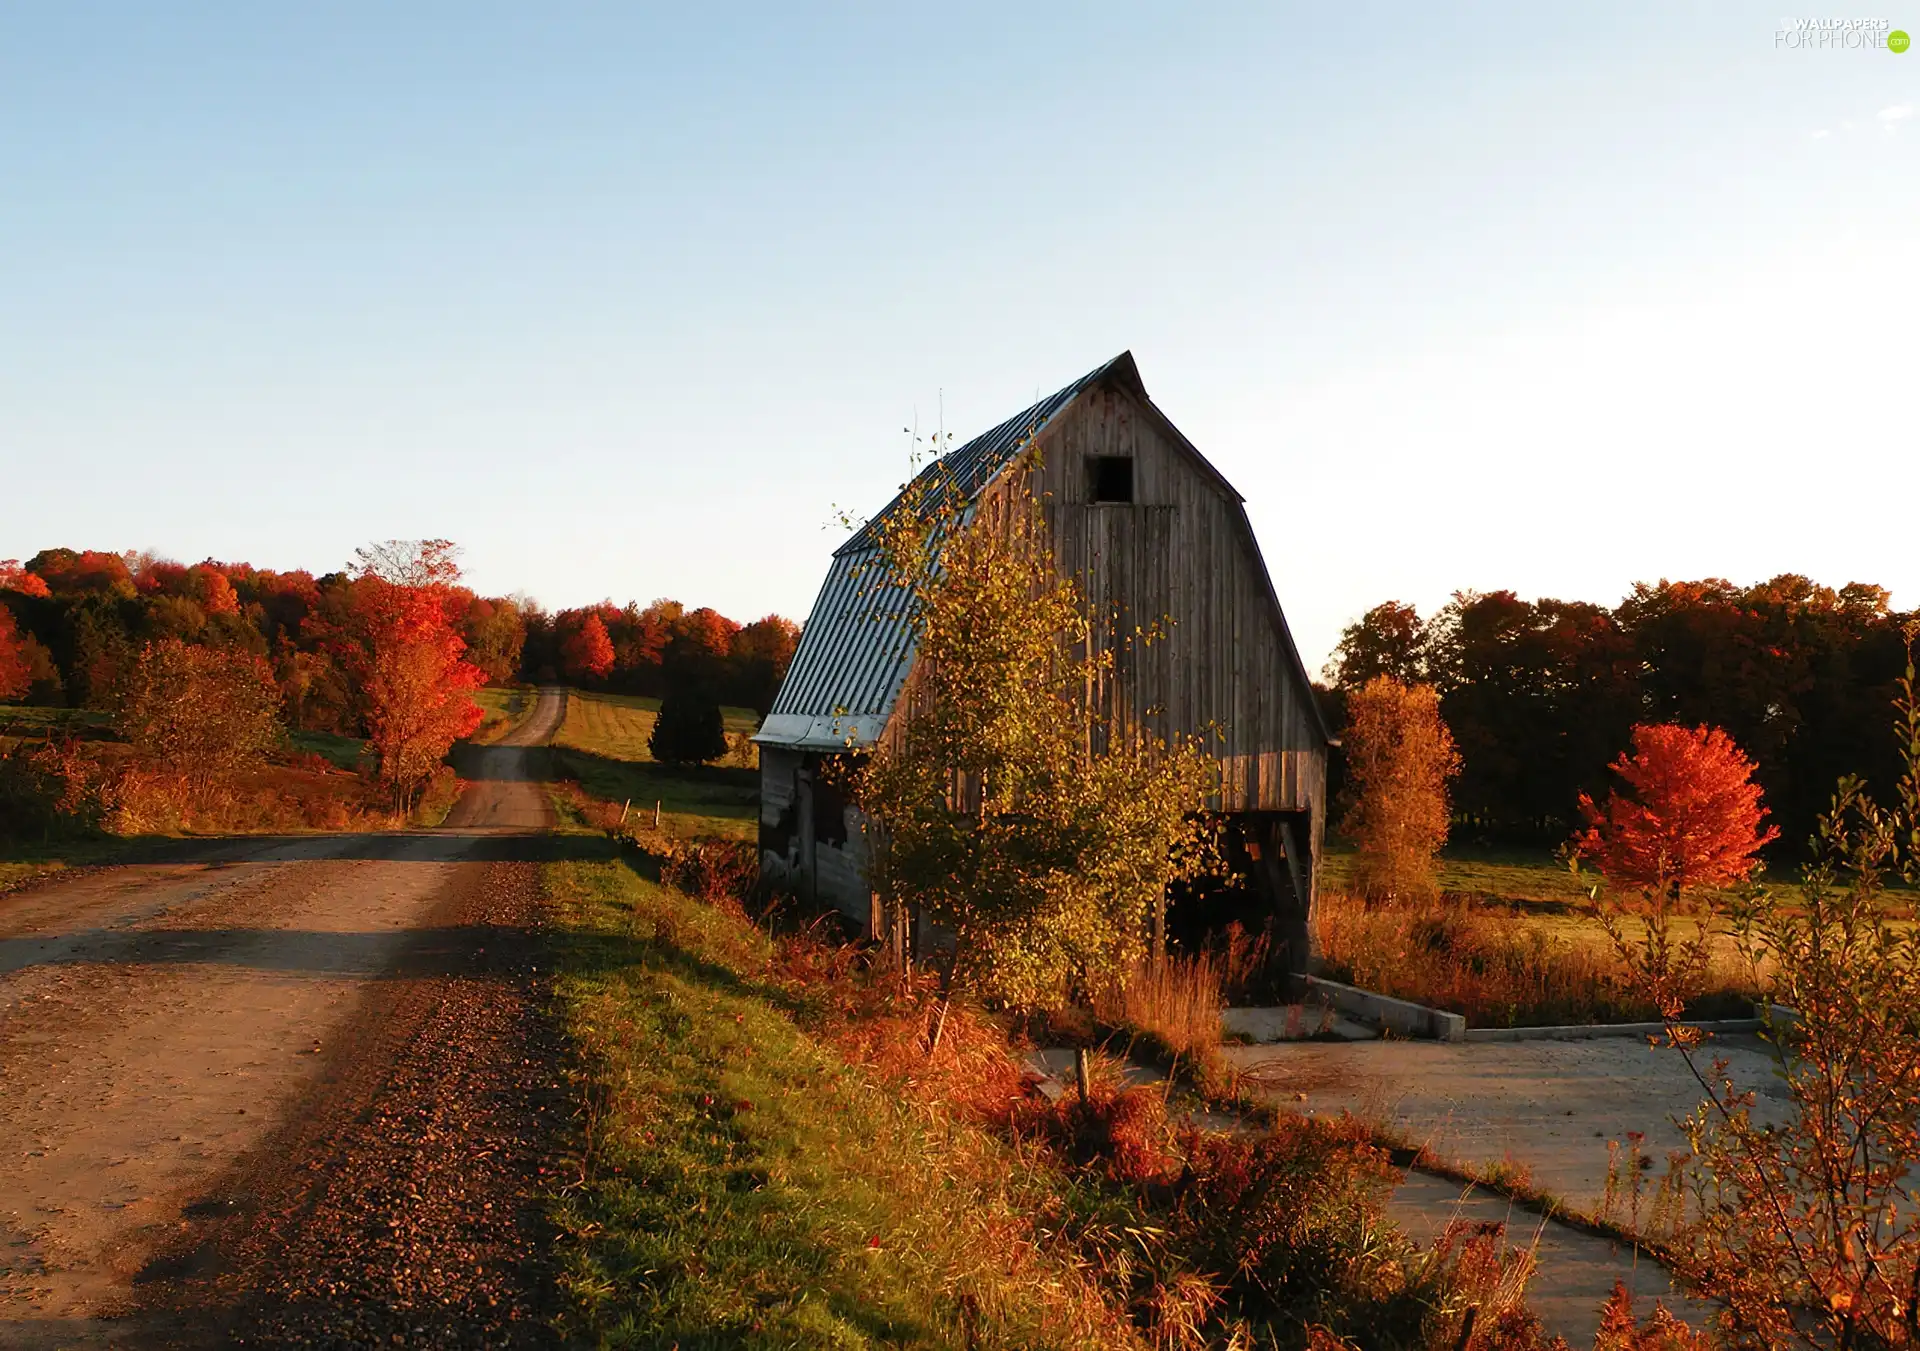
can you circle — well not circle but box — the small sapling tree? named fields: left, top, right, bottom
left=1575, top=723, right=1777, bottom=1017
left=348, top=540, right=486, bottom=811
left=848, top=448, right=1217, bottom=1022
left=1339, top=676, right=1461, bottom=904
left=1617, top=639, right=1920, bottom=1347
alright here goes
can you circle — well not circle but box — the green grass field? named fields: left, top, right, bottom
left=553, top=689, right=759, bottom=841
left=541, top=798, right=1122, bottom=1348
left=286, top=728, right=370, bottom=771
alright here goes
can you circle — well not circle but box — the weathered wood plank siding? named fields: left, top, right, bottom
left=1017, top=382, right=1324, bottom=814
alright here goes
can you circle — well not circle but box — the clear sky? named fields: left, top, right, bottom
left=3, top=3, right=1914, bottom=674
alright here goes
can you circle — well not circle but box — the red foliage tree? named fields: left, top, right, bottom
left=1575, top=723, right=1779, bottom=897
left=193, top=565, right=241, bottom=618
left=0, top=605, right=31, bottom=701
left=0, top=559, right=53, bottom=599
left=560, top=612, right=615, bottom=684
left=26, top=548, right=136, bottom=598
left=347, top=541, right=484, bottom=809
left=674, top=606, right=741, bottom=663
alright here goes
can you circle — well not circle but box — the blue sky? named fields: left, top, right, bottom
left=2, top=3, right=1915, bottom=672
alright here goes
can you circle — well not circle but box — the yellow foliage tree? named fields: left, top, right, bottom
left=850, top=451, right=1217, bottom=1014
left=1339, top=676, right=1460, bottom=904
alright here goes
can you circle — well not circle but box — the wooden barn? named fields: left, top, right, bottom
left=754, top=352, right=1332, bottom=970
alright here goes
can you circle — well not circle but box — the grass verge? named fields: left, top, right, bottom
left=541, top=798, right=1132, bottom=1349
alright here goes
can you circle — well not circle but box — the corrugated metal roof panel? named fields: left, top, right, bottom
left=836, top=352, right=1138, bottom=557
left=758, top=352, right=1139, bottom=750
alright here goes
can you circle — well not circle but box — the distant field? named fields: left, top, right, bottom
left=287, top=728, right=369, bottom=771
left=1324, top=841, right=1913, bottom=935
left=555, top=690, right=760, bottom=755
left=468, top=686, right=538, bottom=744
left=553, top=689, right=758, bottom=841
left=0, top=706, right=111, bottom=748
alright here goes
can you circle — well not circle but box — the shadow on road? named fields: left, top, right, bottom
left=0, top=923, right=550, bottom=979
left=111, top=831, right=612, bottom=866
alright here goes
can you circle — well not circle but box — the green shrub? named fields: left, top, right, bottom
left=648, top=687, right=726, bottom=765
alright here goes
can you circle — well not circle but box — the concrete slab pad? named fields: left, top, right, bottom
left=1225, top=1034, right=1788, bottom=1217
left=1388, top=1172, right=1709, bottom=1344
left=1222, top=1005, right=1379, bottom=1043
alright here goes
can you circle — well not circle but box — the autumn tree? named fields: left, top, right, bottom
left=26, top=548, right=136, bottom=598
left=1575, top=724, right=1778, bottom=902
left=348, top=541, right=484, bottom=810
left=561, top=611, right=616, bottom=684
left=1339, top=676, right=1461, bottom=904
left=461, top=595, right=527, bottom=685
left=1618, top=638, right=1920, bottom=1348
left=1324, top=600, right=1429, bottom=688
left=850, top=455, right=1217, bottom=1013
left=113, top=638, right=282, bottom=801
left=1575, top=723, right=1778, bottom=1017
left=0, top=605, right=31, bottom=702
left=731, top=614, right=801, bottom=714
left=0, top=560, right=52, bottom=599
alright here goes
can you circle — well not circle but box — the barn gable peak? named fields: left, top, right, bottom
left=760, top=352, right=1327, bottom=754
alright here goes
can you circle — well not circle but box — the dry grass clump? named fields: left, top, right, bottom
left=759, top=932, right=1593, bottom=1349
left=1091, top=951, right=1226, bottom=1064
left=1, top=734, right=436, bottom=839
left=1314, top=888, right=1756, bottom=1028
left=1008, top=1055, right=1181, bottom=1187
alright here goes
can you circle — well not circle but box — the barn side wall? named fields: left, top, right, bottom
left=1012, top=382, right=1326, bottom=816
left=757, top=747, right=875, bottom=931
left=757, top=745, right=804, bottom=891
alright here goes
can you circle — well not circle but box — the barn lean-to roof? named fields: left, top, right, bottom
left=756, top=352, right=1331, bottom=752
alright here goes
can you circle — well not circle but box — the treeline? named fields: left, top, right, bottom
left=1321, top=575, right=1915, bottom=853
left=0, top=548, right=800, bottom=734
left=524, top=602, right=800, bottom=714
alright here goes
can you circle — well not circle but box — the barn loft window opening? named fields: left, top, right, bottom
left=1087, top=455, right=1134, bottom=503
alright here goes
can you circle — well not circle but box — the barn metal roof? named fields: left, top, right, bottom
left=758, top=354, right=1138, bottom=751
left=836, top=352, right=1143, bottom=557
left=755, top=350, right=1331, bottom=753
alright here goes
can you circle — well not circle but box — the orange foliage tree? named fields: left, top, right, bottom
left=0, top=606, right=31, bottom=701
left=192, top=565, right=241, bottom=618
left=0, top=560, right=52, bottom=599
left=113, top=638, right=283, bottom=803
left=561, top=612, right=615, bottom=684
left=349, top=541, right=484, bottom=810
left=1339, top=676, right=1461, bottom=904
left=1575, top=723, right=1776, bottom=1018
left=1575, top=724, right=1778, bottom=901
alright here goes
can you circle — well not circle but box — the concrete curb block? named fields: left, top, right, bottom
left=1466, top=1019, right=1757, bottom=1043
left=1464, top=1005, right=1799, bottom=1043
left=1298, top=975, right=1466, bottom=1042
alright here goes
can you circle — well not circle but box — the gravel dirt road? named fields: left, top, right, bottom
left=0, top=690, right=572, bottom=1349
